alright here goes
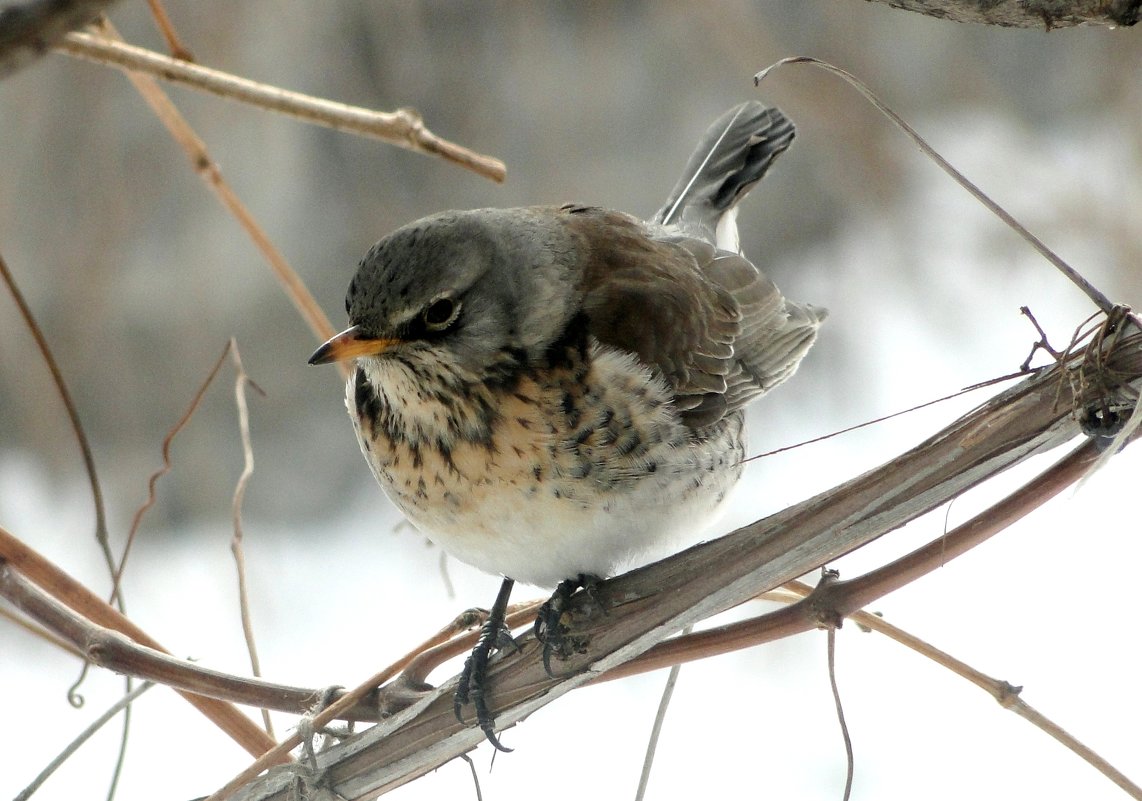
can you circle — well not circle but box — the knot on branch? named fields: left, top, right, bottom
left=805, top=568, right=845, bottom=631
left=1068, top=306, right=1141, bottom=445
left=82, top=626, right=130, bottom=666
left=994, top=680, right=1024, bottom=709
left=376, top=672, right=434, bottom=717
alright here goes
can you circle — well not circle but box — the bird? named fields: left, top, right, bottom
left=309, top=100, right=825, bottom=750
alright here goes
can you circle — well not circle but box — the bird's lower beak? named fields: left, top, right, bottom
left=308, top=325, right=399, bottom=365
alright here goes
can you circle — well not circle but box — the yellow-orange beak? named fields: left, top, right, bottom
left=308, top=325, right=399, bottom=365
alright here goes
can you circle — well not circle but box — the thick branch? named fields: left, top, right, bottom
left=223, top=317, right=1141, bottom=799
left=601, top=433, right=1106, bottom=680
left=866, top=0, right=1140, bottom=28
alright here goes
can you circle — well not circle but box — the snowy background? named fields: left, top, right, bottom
left=1, top=2, right=1141, bottom=800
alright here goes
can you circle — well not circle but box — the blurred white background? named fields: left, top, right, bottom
left=1, top=2, right=1140, bottom=800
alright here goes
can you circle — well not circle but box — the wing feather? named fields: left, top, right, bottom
left=565, top=207, right=824, bottom=430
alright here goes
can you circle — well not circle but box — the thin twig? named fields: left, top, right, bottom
left=54, top=30, right=506, bottom=183
left=747, top=580, right=1142, bottom=801
left=227, top=340, right=273, bottom=739
left=764, top=577, right=1142, bottom=800
left=458, top=754, right=483, bottom=801
left=1013, top=702, right=1142, bottom=800
left=634, top=624, right=691, bottom=801
left=0, top=246, right=120, bottom=739
left=14, top=681, right=154, bottom=801
left=755, top=56, right=1116, bottom=315
left=0, top=589, right=519, bottom=723
left=112, top=342, right=232, bottom=605
left=831, top=597, right=1142, bottom=800
left=144, top=0, right=192, bottom=60
left=826, top=627, right=854, bottom=801
left=105, top=679, right=132, bottom=801
left=200, top=604, right=545, bottom=801
left=741, top=367, right=1031, bottom=465
left=394, top=600, right=545, bottom=693
left=0, top=251, right=114, bottom=594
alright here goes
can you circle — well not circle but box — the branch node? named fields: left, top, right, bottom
left=994, top=681, right=1024, bottom=709
left=806, top=568, right=845, bottom=631
left=1020, top=305, right=1064, bottom=371
left=1074, top=307, right=1140, bottom=447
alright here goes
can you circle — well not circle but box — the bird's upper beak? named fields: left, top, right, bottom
left=308, top=325, right=399, bottom=365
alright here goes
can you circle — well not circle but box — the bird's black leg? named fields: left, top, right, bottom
left=454, top=577, right=516, bottom=751
left=534, top=573, right=602, bottom=676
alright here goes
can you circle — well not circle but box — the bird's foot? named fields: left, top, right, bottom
left=454, top=578, right=517, bottom=751
left=534, top=573, right=604, bottom=676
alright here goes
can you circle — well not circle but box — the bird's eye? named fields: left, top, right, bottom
left=423, top=296, right=460, bottom=331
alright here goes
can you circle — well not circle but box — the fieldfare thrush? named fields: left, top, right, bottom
left=310, top=100, right=826, bottom=750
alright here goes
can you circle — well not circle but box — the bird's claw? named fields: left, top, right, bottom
left=534, top=574, right=603, bottom=676
left=454, top=578, right=516, bottom=751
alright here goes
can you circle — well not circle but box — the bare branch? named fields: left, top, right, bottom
left=0, top=251, right=115, bottom=602
left=863, top=0, right=1139, bottom=28
left=143, top=0, right=191, bottom=60
left=228, top=341, right=273, bottom=739
left=1, top=567, right=541, bottom=725
left=826, top=625, right=854, bottom=801
left=821, top=591, right=1142, bottom=799
left=114, top=342, right=232, bottom=604
left=634, top=625, right=690, bottom=801
left=756, top=57, right=1117, bottom=314
left=14, top=680, right=154, bottom=801
left=0, top=528, right=279, bottom=761
left=0, top=602, right=81, bottom=656
left=54, top=30, right=506, bottom=183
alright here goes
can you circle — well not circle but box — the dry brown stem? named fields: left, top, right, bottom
left=113, top=342, right=233, bottom=604
left=778, top=582, right=1142, bottom=799
left=228, top=341, right=272, bottom=738
left=144, top=0, right=192, bottom=60
left=0, top=526, right=279, bottom=761
left=0, top=252, right=114, bottom=600
left=0, top=576, right=543, bottom=722
left=53, top=30, right=506, bottom=183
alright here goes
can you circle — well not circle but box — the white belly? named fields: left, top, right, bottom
left=349, top=346, right=745, bottom=587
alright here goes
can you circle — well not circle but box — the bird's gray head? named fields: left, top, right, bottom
left=309, top=208, right=583, bottom=380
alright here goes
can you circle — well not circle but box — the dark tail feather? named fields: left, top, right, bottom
left=653, top=102, right=795, bottom=243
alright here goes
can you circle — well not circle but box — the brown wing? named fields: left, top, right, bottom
left=565, top=206, right=824, bottom=430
